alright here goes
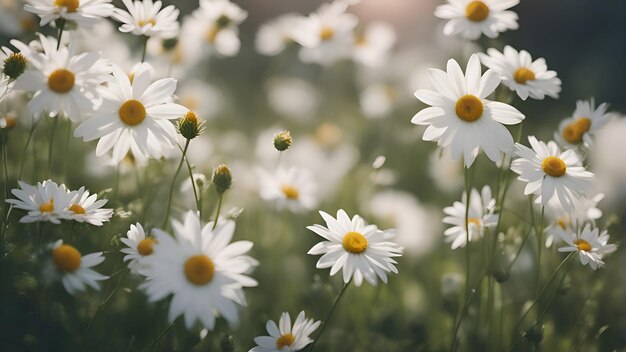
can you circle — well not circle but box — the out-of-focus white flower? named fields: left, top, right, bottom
left=589, top=115, right=626, bottom=208
left=25, top=0, right=114, bottom=28
left=6, top=180, right=71, bottom=224
left=544, top=193, right=603, bottom=248
left=120, top=223, right=154, bottom=276
left=428, top=148, right=463, bottom=193
left=61, top=186, right=113, bottom=226
left=257, top=166, right=318, bottom=213
left=557, top=224, right=617, bottom=270
left=45, top=240, right=108, bottom=294
left=250, top=311, right=321, bottom=352
left=0, top=0, right=36, bottom=37
left=479, top=46, right=561, bottom=101
left=177, top=79, right=222, bottom=120
left=443, top=185, right=498, bottom=249
left=435, top=0, right=519, bottom=40
left=180, top=173, right=208, bottom=210
left=71, top=20, right=134, bottom=68
left=555, top=99, right=612, bottom=150
left=255, top=13, right=313, bottom=56
left=112, top=0, right=180, bottom=39
left=352, top=21, right=396, bottom=68
left=359, top=83, right=397, bottom=119
left=267, top=77, right=318, bottom=120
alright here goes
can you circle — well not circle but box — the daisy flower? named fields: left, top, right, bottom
left=120, top=223, right=154, bottom=275
left=255, top=13, right=312, bottom=56
left=6, top=180, right=71, bottom=224
left=511, top=136, right=594, bottom=211
left=141, top=211, right=258, bottom=330
left=479, top=46, right=561, bottom=100
left=257, top=166, right=318, bottom=213
left=112, top=0, right=180, bottom=39
left=13, top=34, right=110, bottom=121
left=24, top=0, right=114, bottom=28
left=554, top=99, right=611, bottom=149
left=411, top=54, right=525, bottom=167
left=352, top=21, right=396, bottom=68
left=250, top=311, right=321, bottom=352
left=557, top=224, right=617, bottom=270
left=434, top=0, right=519, bottom=40
left=544, top=193, right=603, bottom=248
left=442, top=185, right=498, bottom=249
left=45, top=240, right=108, bottom=294
left=307, top=209, right=402, bottom=287
left=73, top=63, right=188, bottom=162
left=61, top=186, right=113, bottom=225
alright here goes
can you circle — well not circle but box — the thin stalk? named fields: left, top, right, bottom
left=48, top=114, right=59, bottom=176
left=535, top=206, right=545, bottom=298
left=163, top=140, right=190, bottom=229
left=178, top=144, right=201, bottom=218
left=211, top=193, right=223, bottom=230
left=82, top=269, right=128, bottom=343
left=140, top=36, right=149, bottom=63
left=463, top=166, right=474, bottom=298
left=56, top=19, right=66, bottom=50
left=18, top=120, right=38, bottom=181
left=112, top=163, right=121, bottom=204
left=143, top=318, right=178, bottom=352
left=308, top=282, right=350, bottom=352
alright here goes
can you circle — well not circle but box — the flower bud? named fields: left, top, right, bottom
left=3, top=53, right=27, bottom=80
left=161, top=38, right=178, bottom=52
left=524, top=325, right=544, bottom=344
left=212, top=164, right=232, bottom=195
left=273, top=130, right=292, bottom=151
left=178, top=111, right=204, bottom=140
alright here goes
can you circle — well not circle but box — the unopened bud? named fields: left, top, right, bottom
left=273, top=130, right=292, bottom=151
left=216, top=15, right=231, bottom=28
left=524, top=325, right=544, bottom=344
left=212, top=164, right=232, bottom=194
left=3, top=53, right=27, bottom=80
left=178, top=111, right=204, bottom=140
left=161, top=38, right=178, bottom=51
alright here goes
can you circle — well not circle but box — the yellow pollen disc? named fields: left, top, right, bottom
left=184, top=255, right=215, bottom=286
left=39, top=198, right=54, bottom=213
left=342, top=231, right=368, bottom=254
left=467, top=218, right=481, bottom=227
left=119, top=99, right=146, bottom=126
left=276, top=333, right=295, bottom=349
left=574, top=239, right=591, bottom=252
left=355, top=35, right=367, bottom=47
left=54, top=0, right=79, bottom=13
left=557, top=218, right=568, bottom=230
left=69, top=204, right=85, bottom=214
left=137, top=238, right=156, bottom=256
left=513, top=67, right=536, bottom=84
left=53, top=244, right=81, bottom=272
left=465, top=1, right=490, bottom=22
left=281, top=185, right=299, bottom=200
left=562, top=117, right=591, bottom=144
left=455, top=95, right=483, bottom=122
left=541, top=156, right=567, bottom=177
left=320, top=27, right=334, bottom=41
left=205, top=26, right=219, bottom=43
left=138, top=18, right=156, bottom=27
left=47, top=69, right=75, bottom=93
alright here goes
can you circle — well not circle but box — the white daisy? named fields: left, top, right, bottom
left=557, top=224, right=617, bottom=270
left=250, top=311, right=321, bottom=352
left=120, top=223, right=154, bottom=275
left=177, top=79, right=222, bottom=121
left=510, top=136, right=594, bottom=211
left=6, top=180, right=71, bottom=224
left=479, top=46, right=561, bottom=100
left=0, top=74, right=10, bottom=103
left=61, top=186, right=113, bottom=226
left=73, top=63, right=188, bottom=162
left=352, top=21, right=396, bottom=68
left=255, top=13, right=312, bottom=56
left=555, top=99, right=612, bottom=149
left=359, top=83, right=397, bottom=119
left=46, top=240, right=108, bottom=294
left=141, top=211, right=258, bottom=330
left=442, top=185, right=498, bottom=249
left=544, top=193, right=603, bottom=248
left=411, top=54, right=525, bottom=167
left=25, top=0, right=114, bottom=28
left=257, top=166, right=318, bottom=213
left=435, top=0, right=519, bottom=40
left=12, top=34, right=110, bottom=121
left=307, top=209, right=402, bottom=287
left=112, top=0, right=180, bottom=39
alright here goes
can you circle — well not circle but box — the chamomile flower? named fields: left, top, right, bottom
left=120, top=223, right=154, bottom=275
left=555, top=99, right=611, bottom=149
left=411, top=54, right=525, bottom=167
left=0, top=74, right=10, bottom=102
left=46, top=240, right=108, bottom=294
left=6, top=180, right=71, bottom=224
left=256, top=13, right=312, bottom=56
left=557, top=224, right=617, bottom=270
left=544, top=193, right=603, bottom=248
left=141, top=211, right=258, bottom=330
left=435, top=0, right=519, bottom=40
left=442, top=185, right=498, bottom=249
left=24, top=0, right=114, bottom=28
left=112, top=0, right=180, bottom=39
left=307, top=209, right=402, bottom=287
left=479, top=46, right=561, bottom=100
left=511, top=136, right=594, bottom=211
left=257, top=166, right=318, bottom=213
left=352, top=21, right=396, bottom=68
left=61, top=186, right=113, bottom=225
left=74, top=63, right=188, bottom=162
left=250, top=311, right=321, bottom=352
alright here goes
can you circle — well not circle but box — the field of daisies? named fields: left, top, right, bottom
left=0, top=0, right=624, bottom=351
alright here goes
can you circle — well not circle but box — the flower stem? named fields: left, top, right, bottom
left=143, top=318, right=178, bottom=352
left=463, top=166, right=474, bottom=298
left=56, top=19, right=66, bottom=50
left=211, top=193, right=223, bottom=230
left=163, top=140, right=190, bottom=229
left=308, top=282, right=350, bottom=352
left=48, top=114, right=59, bottom=177
left=179, top=144, right=201, bottom=218
left=140, top=36, right=149, bottom=63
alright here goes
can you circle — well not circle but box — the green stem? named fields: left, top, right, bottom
left=56, top=19, right=66, bottom=50
left=308, top=282, right=350, bottom=352
left=179, top=144, right=201, bottom=218
left=82, top=269, right=128, bottom=344
left=163, top=140, right=190, bottom=229
left=18, top=120, right=38, bottom=181
left=48, top=114, right=59, bottom=177
left=143, top=318, right=178, bottom=352
left=211, top=193, right=223, bottom=230
left=140, top=36, right=149, bottom=63
left=535, top=206, right=545, bottom=298
left=463, top=166, right=474, bottom=298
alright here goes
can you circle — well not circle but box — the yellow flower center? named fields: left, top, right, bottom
left=137, top=238, right=156, bottom=256
left=138, top=18, right=156, bottom=27
left=467, top=217, right=481, bottom=227
left=342, top=231, right=368, bottom=254
left=276, top=333, right=295, bottom=349
left=465, top=1, right=490, bottom=22
left=355, top=35, right=367, bottom=47
left=574, top=239, right=591, bottom=252
left=455, top=95, right=483, bottom=122
left=320, top=27, right=334, bottom=41
left=39, top=198, right=54, bottom=213
left=205, top=26, right=219, bottom=43
left=281, top=185, right=299, bottom=200
left=513, top=67, right=536, bottom=84
left=52, top=244, right=81, bottom=272
left=562, top=117, right=591, bottom=144
left=541, top=156, right=567, bottom=177
left=55, top=0, right=79, bottom=13
left=47, top=69, right=75, bottom=93
left=184, top=255, right=215, bottom=286
left=119, top=99, right=146, bottom=126
left=557, top=218, right=568, bottom=230
left=69, top=204, right=85, bottom=214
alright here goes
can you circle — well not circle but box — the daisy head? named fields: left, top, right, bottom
left=113, top=0, right=180, bottom=39
left=555, top=99, right=612, bottom=149
left=45, top=240, right=108, bottom=294
left=435, top=0, right=519, bottom=40
left=120, top=223, right=155, bottom=275
left=251, top=311, right=321, bottom=352
left=411, top=54, right=525, bottom=167
left=479, top=46, right=562, bottom=100
left=24, top=0, right=114, bottom=28
left=6, top=179, right=71, bottom=224
left=307, top=209, right=403, bottom=287
left=544, top=193, right=604, bottom=248
left=255, top=13, right=311, bottom=57
left=141, top=211, right=258, bottom=330
left=443, top=185, right=498, bottom=249
left=511, top=136, right=594, bottom=211
left=352, top=21, right=396, bottom=68
left=557, top=224, right=617, bottom=270
left=257, top=166, right=318, bottom=213
left=61, top=186, right=113, bottom=225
